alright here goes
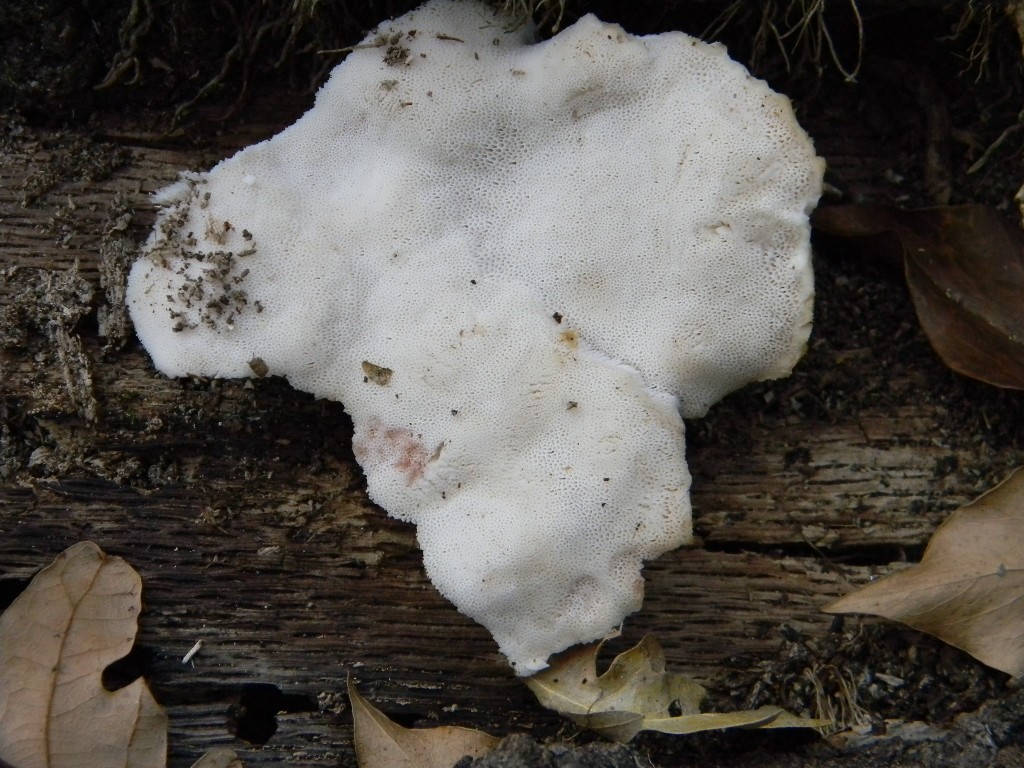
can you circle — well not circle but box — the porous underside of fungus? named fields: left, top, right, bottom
left=127, top=0, right=823, bottom=674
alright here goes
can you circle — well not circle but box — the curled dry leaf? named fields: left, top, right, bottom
left=813, top=204, right=1024, bottom=389
left=825, top=467, right=1024, bottom=678
left=347, top=677, right=497, bottom=768
left=0, top=541, right=167, bottom=768
left=189, top=749, right=242, bottom=768
left=526, top=635, right=826, bottom=743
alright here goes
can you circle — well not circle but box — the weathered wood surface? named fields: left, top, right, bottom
left=3, top=66, right=1024, bottom=768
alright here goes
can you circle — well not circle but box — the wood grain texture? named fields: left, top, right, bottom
left=2, top=94, right=1023, bottom=767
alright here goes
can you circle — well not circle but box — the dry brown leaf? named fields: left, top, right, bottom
left=526, top=635, right=826, bottom=742
left=825, top=467, right=1024, bottom=677
left=813, top=204, right=1024, bottom=389
left=189, top=749, right=242, bottom=768
left=0, top=542, right=167, bottom=768
left=347, top=677, right=497, bottom=768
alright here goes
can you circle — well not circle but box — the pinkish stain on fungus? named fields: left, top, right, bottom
left=354, top=420, right=432, bottom=485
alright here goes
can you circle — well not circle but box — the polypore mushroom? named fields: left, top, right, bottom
left=127, top=0, right=823, bottom=674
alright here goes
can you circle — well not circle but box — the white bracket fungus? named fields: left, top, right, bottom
left=127, top=0, right=823, bottom=675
